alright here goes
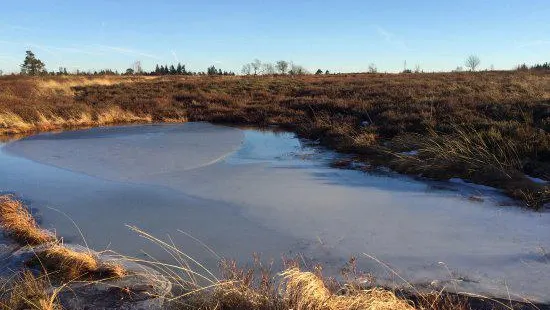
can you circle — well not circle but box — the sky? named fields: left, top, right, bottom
left=0, top=0, right=549, bottom=74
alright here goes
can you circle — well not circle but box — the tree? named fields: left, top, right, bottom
left=315, top=69, right=323, bottom=75
left=20, top=50, right=46, bottom=75
left=532, top=62, right=550, bottom=70
left=465, top=55, right=481, bottom=71
left=125, top=68, right=134, bottom=75
left=251, top=59, right=261, bottom=75
left=275, top=60, right=289, bottom=74
left=0, top=69, right=3, bottom=76
left=207, top=65, right=218, bottom=75
left=241, top=63, right=252, bottom=75
left=132, top=61, right=142, bottom=74
left=325, top=70, right=330, bottom=74
left=368, top=63, right=377, bottom=73
left=289, top=63, right=308, bottom=75
left=516, top=63, right=528, bottom=71
left=261, top=63, right=276, bottom=75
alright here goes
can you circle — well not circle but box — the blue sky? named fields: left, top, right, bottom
left=1, top=0, right=548, bottom=73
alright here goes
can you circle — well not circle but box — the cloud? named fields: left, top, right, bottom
left=374, top=25, right=410, bottom=51
left=97, top=45, right=161, bottom=60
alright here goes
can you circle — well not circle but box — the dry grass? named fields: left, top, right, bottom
left=28, top=245, right=126, bottom=282
left=281, top=267, right=414, bottom=310
left=0, top=75, right=157, bottom=135
left=0, top=270, right=62, bottom=310
left=202, top=259, right=284, bottom=310
left=128, top=227, right=548, bottom=310
left=389, top=126, right=550, bottom=208
left=36, top=76, right=136, bottom=94
left=0, top=195, right=55, bottom=246
left=0, top=195, right=125, bottom=284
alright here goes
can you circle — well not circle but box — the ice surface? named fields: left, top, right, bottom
left=1, top=123, right=549, bottom=302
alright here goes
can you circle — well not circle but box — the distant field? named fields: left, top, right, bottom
left=1, top=72, right=549, bottom=207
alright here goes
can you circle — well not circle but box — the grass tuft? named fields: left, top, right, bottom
left=0, top=270, right=62, bottom=310
left=28, top=245, right=126, bottom=282
left=0, top=195, right=55, bottom=246
left=282, top=267, right=414, bottom=310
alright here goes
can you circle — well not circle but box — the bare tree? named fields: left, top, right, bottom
left=251, top=59, right=262, bottom=75
left=261, top=63, right=276, bottom=75
left=0, top=69, right=3, bottom=76
left=241, top=63, right=252, bottom=75
left=368, top=63, right=377, bottom=73
left=275, top=60, right=289, bottom=74
left=289, top=63, right=308, bottom=75
left=465, top=55, right=481, bottom=71
left=132, top=60, right=142, bottom=74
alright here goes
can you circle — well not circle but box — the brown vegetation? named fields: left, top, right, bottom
left=0, top=195, right=55, bottom=245
left=0, top=195, right=125, bottom=283
left=27, top=245, right=126, bottom=282
left=1, top=72, right=549, bottom=208
left=173, top=258, right=545, bottom=310
left=0, top=270, right=61, bottom=310
left=281, top=268, right=414, bottom=310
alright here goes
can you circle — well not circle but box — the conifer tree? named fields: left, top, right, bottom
left=20, top=50, right=46, bottom=75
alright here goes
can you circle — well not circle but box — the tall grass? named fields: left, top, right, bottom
left=0, top=270, right=63, bottom=310
left=0, top=195, right=125, bottom=283
left=390, top=125, right=550, bottom=208
left=0, top=195, right=55, bottom=245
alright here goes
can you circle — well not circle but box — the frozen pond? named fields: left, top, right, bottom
left=1, top=123, right=549, bottom=302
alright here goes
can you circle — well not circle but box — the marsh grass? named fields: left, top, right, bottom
left=0, top=195, right=125, bottom=284
left=27, top=245, right=126, bottom=282
left=388, top=126, right=550, bottom=208
left=122, top=226, right=419, bottom=310
left=0, top=195, right=55, bottom=245
left=125, top=227, right=547, bottom=310
left=0, top=270, right=63, bottom=310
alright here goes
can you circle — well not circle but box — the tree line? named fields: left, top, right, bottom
left=8, top=50, right=550, bottom=77
left=241, top=59, right=313, bottom=75
left=14, top=50, right=236, bottom=76
left=516, top=62, right=550, bottom=71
